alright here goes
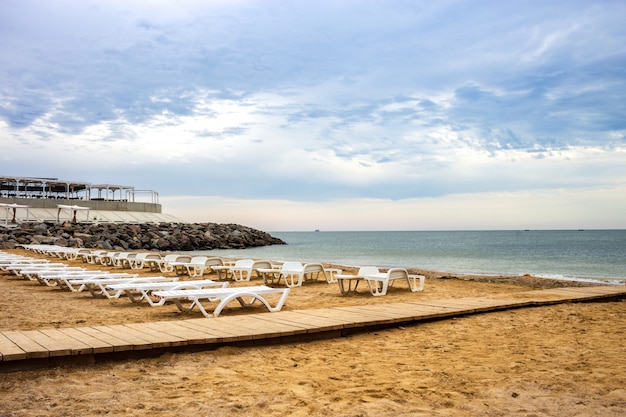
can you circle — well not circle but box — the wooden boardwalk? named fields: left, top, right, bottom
left=1, top=285, right=625, bottom=372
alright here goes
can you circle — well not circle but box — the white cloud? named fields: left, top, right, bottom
left=1, top=0, right=625, bottom=229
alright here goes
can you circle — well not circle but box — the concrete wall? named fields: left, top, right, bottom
left=0, top=197, right=162, bottom=213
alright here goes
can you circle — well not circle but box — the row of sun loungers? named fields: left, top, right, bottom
left=13, top=245, right=426, bottom=295
left=1, top=250, right=291, bottom=317
left=6, top=245, right=425, bottom=318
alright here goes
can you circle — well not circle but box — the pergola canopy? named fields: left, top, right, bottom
left=0, top=175, right=159, bottom=203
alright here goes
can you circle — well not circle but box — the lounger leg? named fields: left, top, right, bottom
left=261, top=271, right=280, bottom=285
left=337, top=278, right=361, bottom=295
left=212, top=290, right=290, bottom=317
left=407, top=275, right=425, bottom=292
left=282, top=273, right=302, bottom=288
left=366, top=279, right=388, bottom=296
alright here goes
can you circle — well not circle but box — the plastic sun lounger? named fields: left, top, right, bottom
left=54, top=272, right=141, bottom=292
left=6, top=264, right=83, bottom=280
left=151, top=254, right=192, bottom=273
left=106, top=279, right=229, bottom=306
left=109, top=252, right=136, bottom=268
left=0, top=258, right=50, bottom=270
left=67, top=275, right=175, bottom=298
left=152, top=285, right=291, bottom=317
left=32, top=269, right=108, bottom=287
left=257, top=261, right=331, bottom=288
left=127, top=253, right=163, bottom=270
left=335, top=266, right=425, bottom=296
left=168, top=256, right=224, bottom=277
left=211, top=259, right=274, bottom=282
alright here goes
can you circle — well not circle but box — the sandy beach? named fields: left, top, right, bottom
left=1, top=248, right=625, bottom=416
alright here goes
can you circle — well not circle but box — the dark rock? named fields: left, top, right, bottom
left=0, top=222, right=285, bottom=251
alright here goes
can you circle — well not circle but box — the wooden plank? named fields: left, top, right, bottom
left=38, top=328, right=93, bottom=356
left=86, top=325, right=151, bottom=351
left=205, top=315, right=287, bottom=339
left=320, top=307, right=390, bottom=328
left=386, top=303, right=464, bottom=320
left=2, top=330, right=50, bottom=359
left=118, top=323, right=182, bottom=348
left=0, top=332, right=28, bottom=361
left=179, top=318, right=256, bottom=342
left=253, top=311, right=337, bottom=333
left=69, top=327, right=125, bottom=353
left=98, top=325, right=156, bottom=351
left=137, top=321, right=218, bottom=346
left=225, top=315, right=307, bottom=339
left=57, top=328, right=113, bottom=354
left=15, top=330, right=72, bottom=357
left=174, top=320, right=230, bottom=342
left=275, top=311, right=346, bottom=332
left=343, top=303, right=435, bottom=323
left=331, top=305, right=408, bottom=324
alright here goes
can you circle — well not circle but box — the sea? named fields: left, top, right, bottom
left=196, top=230, right=626, bottom=285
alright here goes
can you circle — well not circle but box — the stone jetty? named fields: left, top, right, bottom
left=0, top=222, right=285, bottom=251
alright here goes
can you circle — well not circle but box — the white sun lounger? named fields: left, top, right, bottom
left=168, top=256, right=224, bottom=277
left=335, top=267, right=425, bottom=296
left=6, top=264, right=84, bottom=280
left=127, top=253, right=163, bottom=270
left=211, top=259, right=274, bottom=282
left=152, top=285, right=290, bottom=317
left=257, top=261, right=332, bottom=288
left=106, top=279, right=229, bottom=306
left=67, top=275, right=175, bottom=298
left=54, top=272, right=140, bottom=292
left=150, top=254, right=192, bottom=273
left=32, top=269, right=110, bottom=287
left=0, top=258, right=50, bottom=271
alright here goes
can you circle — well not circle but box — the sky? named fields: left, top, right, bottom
left=1, top=0, right=625, bottom=231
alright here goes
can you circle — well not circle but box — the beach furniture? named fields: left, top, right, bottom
left=0, top=257, right=49, bottom=271
left=168, top=256, right=224, bottom=277
left=106, top=279, right=229, bottom=306
left=256, top=261, right=331, bottom=288
left=127, top=253, right=163, bottom=270
left=5, top=263, right=81, bottom=280
left=67, top=275, right=175, bottom=298
left=53, top=272, right=141, bottom=292
left=211, top=259, right=274, bottom=282
left=152, top=285, right=290, bottom=317
left=109, top=252, right=136, bottom=268
left=80, top=250, right=109, bottom=264
left=335, top=267, right=425, bottom=296
left=151, top=254, right=192, bottom=273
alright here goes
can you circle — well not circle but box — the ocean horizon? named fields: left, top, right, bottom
left=196, top=229, right=626, bottom=284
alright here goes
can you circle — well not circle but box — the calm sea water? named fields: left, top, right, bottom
left=197, top=230, right=626, bottom=284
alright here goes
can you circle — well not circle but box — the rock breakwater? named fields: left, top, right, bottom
left=0, top=222, right=285, bottom=251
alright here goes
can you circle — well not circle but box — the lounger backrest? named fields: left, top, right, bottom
left=234, top=259, right=254, bottom=268
left=174, top=255, right=193, bottom=263
left=189, top=256, right=208, bottom=265
left=281, top=261, right=303, bottom=272
left=387, top=268, right=409, bottom=279
left=358, top=266, right=380, bottom=276
left=204, top=257, right=223, bottom=266
left=252, top=260, right=272, bottom=270
left=162, top=254, right=179, bottom=262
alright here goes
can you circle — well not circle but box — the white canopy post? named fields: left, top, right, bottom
left=0, top=203, right=30, bottom=225
left=57, top=204, right=90, bottom=224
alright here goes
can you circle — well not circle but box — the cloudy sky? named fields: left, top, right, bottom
left=1, top=0, right=625, bottom=231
